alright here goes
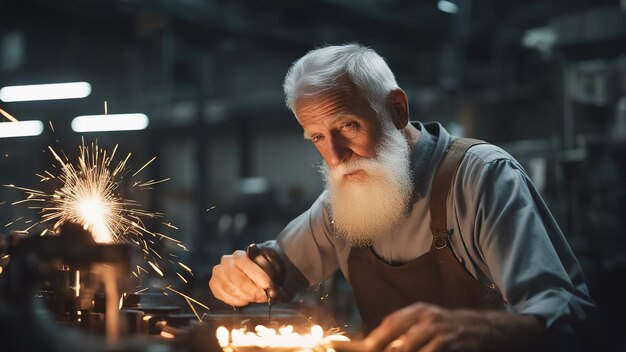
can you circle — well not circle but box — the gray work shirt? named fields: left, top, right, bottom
left=269, top=121, right=594, bottom=335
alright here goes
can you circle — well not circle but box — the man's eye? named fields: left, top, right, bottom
left=340, top=122, right=358, bottom=133
left=311, top=135, right=324, bottom=143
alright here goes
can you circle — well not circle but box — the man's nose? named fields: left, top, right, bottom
left=326, top=135, right=351, bottom=168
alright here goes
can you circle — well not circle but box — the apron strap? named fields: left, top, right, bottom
left=430, top=138, right=486, bottom=248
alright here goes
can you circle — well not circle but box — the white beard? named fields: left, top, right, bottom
left=321, top=118, right=413, bottom=247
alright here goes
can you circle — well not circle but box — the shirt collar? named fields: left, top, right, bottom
left=409, top=121, right=452, bottom=200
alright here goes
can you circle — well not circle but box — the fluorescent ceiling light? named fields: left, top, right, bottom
left=71, top=113, right=149, bottom=133
left=0, top=82, right=92, bottom=102
left=438, top=0, right=458, bottom=14
left=0, top=120, right=44, bottom=138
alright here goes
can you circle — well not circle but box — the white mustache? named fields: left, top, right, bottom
left=330, top=157, right=376, bottom=178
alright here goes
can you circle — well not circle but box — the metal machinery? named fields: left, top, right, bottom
left=0, top=222, right=226, bottom=352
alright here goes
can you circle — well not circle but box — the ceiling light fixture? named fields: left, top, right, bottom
left=71, top=113, right=149, bottom=133
left=0, top=120, right=44, bottom=138
left=0, top=82, right=92, bottom=102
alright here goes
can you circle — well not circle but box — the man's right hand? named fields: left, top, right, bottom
left=209, top=250, right=272, bottom=306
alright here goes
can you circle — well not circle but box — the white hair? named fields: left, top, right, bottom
left=283, top=44, right=399, bottom=113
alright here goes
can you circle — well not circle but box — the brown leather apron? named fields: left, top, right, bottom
left=348, top=138, right=505, bottom=331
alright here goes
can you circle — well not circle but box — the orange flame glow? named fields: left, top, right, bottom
left=216, top=324, right=349, bottom=351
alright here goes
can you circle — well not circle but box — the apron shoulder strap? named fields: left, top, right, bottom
left=429, top=138, right=486, bottom=248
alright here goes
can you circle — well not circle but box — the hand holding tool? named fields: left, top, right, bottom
left=246, top=243, right=285, bottom=320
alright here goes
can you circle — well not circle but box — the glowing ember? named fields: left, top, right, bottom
left=216, top=324, right=350, bottom=351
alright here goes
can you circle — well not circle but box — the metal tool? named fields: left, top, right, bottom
left=0, top=221, right=138, bottom=350
left=246, top=243, right=285, bottom=321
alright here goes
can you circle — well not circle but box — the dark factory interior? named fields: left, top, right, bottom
left=0, top=0, right=625, bottom=351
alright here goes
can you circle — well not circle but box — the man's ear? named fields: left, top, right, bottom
left=386, top=89, right=409, bottom=130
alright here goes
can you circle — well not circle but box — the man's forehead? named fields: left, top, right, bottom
left=295, top=85, right=370, bottom=115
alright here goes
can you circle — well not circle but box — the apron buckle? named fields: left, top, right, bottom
left=433, top=230, right=451, bottom=249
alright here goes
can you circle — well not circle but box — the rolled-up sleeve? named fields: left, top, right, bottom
left=461, top=153, right=594, bottom=338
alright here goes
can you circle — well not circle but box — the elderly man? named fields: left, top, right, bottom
left=209, top=44, right=594, bottom=351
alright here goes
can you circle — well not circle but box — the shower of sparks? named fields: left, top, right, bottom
left=49, top=121, right=55, bottom=132
left=104, top=101, right=108, bottom=115
left=0, top=107, right=19, bottom=122
left=40, top=142, right=147, bottom=243
left=206, top=205, right=216, bottom=211
left=2, top=140, right=193, bottom=286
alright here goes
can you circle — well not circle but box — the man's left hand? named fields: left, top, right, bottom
left=363, top=302, right=544, bottom=352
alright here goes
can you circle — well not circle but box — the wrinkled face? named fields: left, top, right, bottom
left=295, top=85, right=413, bottom=247
left=295, top=85, right=383, bottom=180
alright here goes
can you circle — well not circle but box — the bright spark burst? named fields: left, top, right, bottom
left=34, top=141, right=156, bottom=243
left=3, top=140, right=193, bottom=283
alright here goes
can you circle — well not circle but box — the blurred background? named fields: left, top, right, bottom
left=0, top=0, right=625, bottom=350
